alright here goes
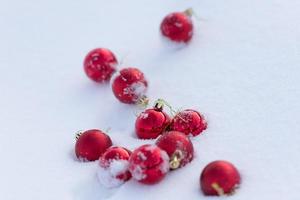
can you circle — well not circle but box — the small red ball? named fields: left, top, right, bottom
left=135, top=107, right=171, bottom=139
left=84, top=48, right=118, bottom=82
left=75, top=129, right=112, bottom=161
left=160, top=11, right=193, bottom=43
left=129, top=144, right=169, bottom=184
left=112, top=68, right=148, bottom=104
left=170, top=109, right=207, bottom=137
left=200, top=161, right=241, bottom=196
left=97, top=146, right=132, bottom=188
left=156, top=131, right=194, bottom=169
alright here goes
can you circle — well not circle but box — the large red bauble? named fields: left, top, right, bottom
left=97, top=146, right=132, bottom=188
left=75, top=129, right=112, bottom=161
left=160, top=11, right=193, bottom=43
left=156, top=131, right=194, bottom=169
left=135, top=107, right=171, bottom=139
left=128, top=144, right=169, bottom=184
left=84, top=48, right=118, bottom=82
left=170, top=109, right=207, bottom=137
left=200, top=160, right=241, bottom=196
left=112, top=68, right=148, bottom=104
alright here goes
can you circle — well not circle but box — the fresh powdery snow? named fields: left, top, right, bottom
left=1, top=0, right=300, bottom=200
left=97, top=159, right=129, bottom=188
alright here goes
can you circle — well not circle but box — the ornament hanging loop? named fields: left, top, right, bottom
left=154, top=98, right=187, bottom=122
left=211, top=183, right=225, bottom=196
left=137, top=95, right=150, bottom=108
left=183, top=7, right=203, bottom=21
left=169, top=150, right=183, bottom=169
left=75, top=130, right=84, bottom=140
left=184, top=8, right=194, bottom=17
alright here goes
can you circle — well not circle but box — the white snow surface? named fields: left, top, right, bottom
left=0, top=0, right=300, bottom=200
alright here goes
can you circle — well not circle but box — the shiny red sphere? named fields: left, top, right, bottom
left=170, top=109, right=207, bottom=137
left=200, top=161, right=241, bottom=196
left=75, top=129, right=112, bottom=161
left=135, top=108, right=171, bottom=139
left=129, top=144, right=169, bottom=184
left=99, top=146, right=132, bottom=182
left=84, top=48, right=118, bottom=82
left=112, top=68, right=148, bottom=104
left=156, top=131, right=194, bottom=169
left=160, top=12, right=193, bottom=43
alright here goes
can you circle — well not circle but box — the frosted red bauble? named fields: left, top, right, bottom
left=135, top=107, right=171, bottom=139
left=97, top=146, right=132, bottom=187
left=84, top=48, right=118, bottom=82
left=128, top=144, right=169, bottom=184
left=160, top=11, right=193, bottom=43
left=170, top=109, right=207, bottom=137
left=200, top=160, right=241, bottom=196
left=75, top=129, right=112, bottom=161
left=112, top=68, right=148, bottom=104
left=156, top=131, right=194, bottom=169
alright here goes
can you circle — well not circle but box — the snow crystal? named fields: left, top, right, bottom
left=174, top=22, right=183, bottom=28
left=109, top=159, right=129, bottom=176
left=97, top=159, right=129, bottom=188
left=139, top=112, right=149, bottom=119
left=137, top=151, right=147, bottom=161
left=159, top=149, right=170, bottom=173
left=130, top=81, right=147, bottom=97
left=131, top=165, right=146, bottom=181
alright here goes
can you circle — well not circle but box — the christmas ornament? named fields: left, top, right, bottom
left=84, top=48, right=118, bottom=82
left=112, top=67, right=148, bottom=104
left=156, top=131, right=194, bottom=169
left=75, top=129, right=112, bottom=161
left=135, top=103, right=171, bottom=139
left=128, top=144, right=169, bottom=184
left=160, top=9, right=194, bottom=43
left=97, top=146, right=132, bottom=188
left=200, top=160, right=241, bottom=196
left=170, top=109, right=207, bottom=137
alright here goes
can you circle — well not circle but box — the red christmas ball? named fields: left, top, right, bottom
left=200, top=161, right=241, bottom=196
left=129, top=144, right=169, bottom=184
left=135, top=106, right=171, bottom=139
left=160, top=10, right=194, bottom=43
left=84, top=48, right=118, bottom=82
left=75, top=129, right=112, bottom=161
left=156, top=131, right=194, bottom=169
left=112, top=68, right=148, bottom=104
left=170, top=109, right=207, bottom=137
left=97, top=146, right=132, bottom=188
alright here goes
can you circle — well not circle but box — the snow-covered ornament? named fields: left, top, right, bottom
left=97, top=146, right=132, bottom=188
left=156, top=131, right=194, bottom=169
left=112, top=68, right=148, bottom=104
left=129, top=144, right=169, bottom=184
left=170, top=109, right=207, bottom=137
left=160, top=8, right=194, bottom=43
left=200, top=160, right=241, bottom=196
left=135, top=102, right=171, bottom=139
left=75, top=129, right=112, bottom=161
left=84, top=48, right=118, bottom=82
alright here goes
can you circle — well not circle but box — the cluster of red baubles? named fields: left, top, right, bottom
left=76, top=9, right=241, bottom=197
left=83, top=9, right=195, bottom=104
left=75, top=108, right=240, bottom=196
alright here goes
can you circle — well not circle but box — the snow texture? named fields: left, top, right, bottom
left=159, top=149, right=170, bottom=174
left=130, top=164, right=146, bottom=181
left=97, top=160, right=129, bottom=188
left=1, top=0, right=300, bottom=200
